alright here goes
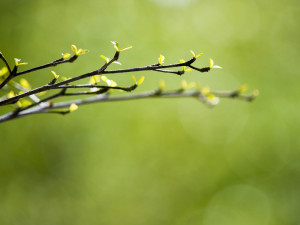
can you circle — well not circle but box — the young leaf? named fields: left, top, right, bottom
left=71, top=45, right=88, bottom=55
left=14, top=58, right=28, bottom=66
left=71, top=45, right=78, bottom=54
left=0, top=67, right=8, bottom=77
left=62, top=53, right=71, bottom=59
left=202, top=86, right=210, bottom=95
left=132, top=76, right=137, bottom=84
left=181, top=80, right=188, bottom=90
left=89, top=75, right=100, bottom=84
left=190, top=50, right=203, bottom=58
left=137, top=76, right=145, bottom=86
left=159, top=80, right=166, bottom=90
left=209, top=58, right=222, bottom=69
left=100, top=55, right=110, bottom=64
left=51, top=71, right=59, bottom=79
left=69, top=103, right=78, bottom=112
left=237, top=84, right=248, bottom=94
left=190, top=50, right=196, bottom=58
left=112, top=61, right=122, bottom=65
left=17, top=99, right=31, bottom=108
left=184, top=68, right=194, bottom=72
left=180, top=59, right=186, bottom=71
left=120, top=46, right=132, bottom=52
left=111, top=41, right=119, bottom=51
left=158, top=55, right=165, bottom=64
left=206, top=94, right=220, bottom=105
left=7, top=91, right=15, bottom=98
left=20, top=78, right=31, bottom=90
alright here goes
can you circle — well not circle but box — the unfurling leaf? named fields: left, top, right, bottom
left=181, top=80, right=188, bottom=90
left=14, top=58, right=28, bottom=66
left=51, top=71, right=59, bottom=79
left=101, top=76, right=117, bottom=87
left=0, top=67, right=8, bottom=77
left=7, top=91, right=15, bottom=98
left=237, top=84, right=248, bottom=94
left=62, top=53, right=71, bottom=59
left=111, top=41, right=119, bottom=51
left=159, top=80, right=166, bottom=90
left=185, top=68, right=194, bottom=72
left=206, top=94, right=220, bottom=106
left=202, top=86, right=210, bottom=95
left=158, top=55, right=165, bottom=64
left=20, top=78, right=31, bottom=90
left=132, top=76, right=137, bottom=84
left=190, top=50, right=203, bottom=59
left=112, top=61, right=122, bottom=65
left=71, top=45, right=88, bottom=55
left=180, top=59, right=186, bottom=71
left=69, top=103, right=78, bottom=112
left=17, top=99, right=31, bottom=108
left=100, top=55, right=110, bottom=64
left=209, top=58, right=222, bottom=69
left=71, top=45, right=77, bottom=54
left=111, top=41, right=132, bottom=52
left=120, top=46, right=132, bottom=52
left=137, top=76, right=145, bottom=86
left=89, top=75, right=100, bottom=84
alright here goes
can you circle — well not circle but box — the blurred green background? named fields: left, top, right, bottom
left=0, top=0, right=299, bottom=224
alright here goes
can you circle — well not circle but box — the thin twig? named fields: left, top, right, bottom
left=0, top=89, right=255, bottom=123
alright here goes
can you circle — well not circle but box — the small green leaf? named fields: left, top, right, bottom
left=51, top=71, right=59, bottom=79
left=202, top=86, right=210, bottom=95
left=111, top=41, right=120, bottom=51
left=132, top=76, right=137, bottom=84
left=185, top=68, right=194, bottom=72
left=209, top=58, right=222, bottom=69
left=190, top=50, right=196, bottom=58
left=120, top=46, right=132, bottom=52
left=0, top=67, right=8, bottom=77
left=137, top=76, right=145, bottom=86
left=17, top=99, right=31, bottom=108
left=7, top=90, right=15, bottom=98
left=237, top=84, right=248, bottom=94
left=89, top=75, right=100, bottom=84
left=61, top=76, right=71, bottom=81
left=190, top=50, right=203, bottom=58
left=69, top=103, right=78, bottom=112
left=112, top=61, right=122, bottom=65
left=79, top=49, right=89, bottom=55
left=100, top=55, right=110, bottom=63
left=206, top=94, right=220, bottom=105
left=14, top=58, right=28, bottom=66
left=101, top=76, right=108, bottom=82
left=180, top=59, right=186, bottom=71
left=71, top=45, right=88, bottom=55
left=158, top=54, right=165, bottom=64
left=20, top=78, right=31, bottom=90
left=62, top=53, right=71, bottom=59
left=71, top=45, right=78, bottom=54
left=159, top=80, right=166, bottom=90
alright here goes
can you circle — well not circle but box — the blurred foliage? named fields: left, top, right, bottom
left=0, top=0, right=300, bottom=224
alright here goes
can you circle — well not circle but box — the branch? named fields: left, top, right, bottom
left=0, top=88, right=257, bottom=123
left=0, top=42, right=258, bottom=123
